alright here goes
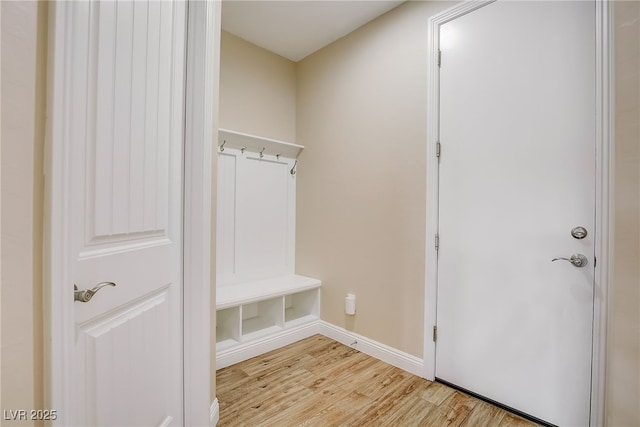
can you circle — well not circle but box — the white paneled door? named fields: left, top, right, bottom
left=436, top=1, right=595, bottom=426
left=50, top=1, right=187, bottom=425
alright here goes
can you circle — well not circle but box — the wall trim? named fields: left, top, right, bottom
left=216, top=322, right=321, bottom=369
left=183, top=0, right=220, bottom=425
left=318, top=321, right=424, bottom=378
left=214, top=320, right=425, bottom=380
left=210, top=398, right=220, bottom=426
left=44, top=3, right=74, bottom=420
left=424, top=1, right=613, bottom=425
left=424, top=0, right=497, bottom=382
left=592, top=1, right=613, bottom=425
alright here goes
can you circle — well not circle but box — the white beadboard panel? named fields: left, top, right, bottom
left=217, top=146, right=297, bottom=285
left=235, top=155, right=293, bottom=281
left=216, top=151, right=238, bottom=284
left=80, top=290, right=171, bottom=426
left=86, top=0, right=181, bottom=245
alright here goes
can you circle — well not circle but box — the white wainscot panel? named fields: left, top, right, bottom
left=235, top=156, right=291, bottom=281
left=80, top=291, right=172, bottom=426
left=216, top=152, right=238, bottom=283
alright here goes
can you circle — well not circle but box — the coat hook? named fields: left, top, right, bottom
left=290, top=160, right=297, bottom=176
left=241, top=147, right=246, bottom=154
left=259, top=147, right=265, bottom=158
left=220, top=140, right=226, bottom=152
left=276, top=153, right=281, bottom=159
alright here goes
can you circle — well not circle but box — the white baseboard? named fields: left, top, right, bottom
left=216, top=322, right=320, bottom=369
left=210, top=398, right=219, bottom=426
left=317, top=321, right=425, bottom=378
left=214, top=319, right=425, bottom=379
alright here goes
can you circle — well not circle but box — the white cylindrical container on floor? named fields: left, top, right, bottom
left=345, top=293, right=356, bottom=315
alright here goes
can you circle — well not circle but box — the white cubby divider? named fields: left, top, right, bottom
left=216, top=306, right=241, bottom=352
left=241, top=297, right=283, bottom=340
left=285, top=289, right=320, bottom=327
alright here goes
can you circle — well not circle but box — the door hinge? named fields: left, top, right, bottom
left=437, top=50, right=442, bottom=67
left=435, top=234, right=439, bottom=251
left=433, top=326, right=438, bottom=342
left=436, top=142, right=441, bottom=158
left=594, top=256, right=597, bottom=268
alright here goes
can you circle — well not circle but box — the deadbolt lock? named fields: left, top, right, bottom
left=571, top=226, right=588, bottom=240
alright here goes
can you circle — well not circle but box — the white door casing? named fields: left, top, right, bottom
left=424, top=0, right=613, bottom=426
left=183, top=1, right=220, bottom=425
left=42, top=0, right=217, bottom=424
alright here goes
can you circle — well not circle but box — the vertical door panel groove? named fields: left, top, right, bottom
left=112, top=0, right=134, bottom=234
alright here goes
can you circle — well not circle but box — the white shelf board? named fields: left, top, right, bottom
left=285, top=305, right=315, bottom=322
left=217, top=274, right=321, bottom=310
left=284, top=314, right=318, bottom=329
left=215, top=326, right=239, bottom=343
left=241, top=324, right=283, bottom=342
left=216, top=338, right=240, bottom=352
left=219, top=128, right=304, bottom=159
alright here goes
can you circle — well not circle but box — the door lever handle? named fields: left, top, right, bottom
left=552, top=254, right=588, bottom=268
left=74, top=282, right=116, bottom=303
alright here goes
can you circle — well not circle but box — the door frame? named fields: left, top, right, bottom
left=423, top=1, right=613, bottom=426
left=43, top=1, right=220, bottom=425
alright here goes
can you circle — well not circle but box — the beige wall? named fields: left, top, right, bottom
left=607, top=1, right=640, bottom=426
left=296, top=1, right=452, bottom=358
left=296, top=2, right=640, bottom=423
left=219, top=31, right=297, bottom=142
left=0, top=0, right=47, bottom=422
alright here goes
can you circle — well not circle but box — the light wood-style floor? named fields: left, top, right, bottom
left=216, top=335, right=539, bottom=426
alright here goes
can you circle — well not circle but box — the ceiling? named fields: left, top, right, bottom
left=221, top=1, right=405, bottom=62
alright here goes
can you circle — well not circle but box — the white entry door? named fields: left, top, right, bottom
left=435, top=1, right=595, bottom=426
left=49, top=1, right=187, bottom=425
